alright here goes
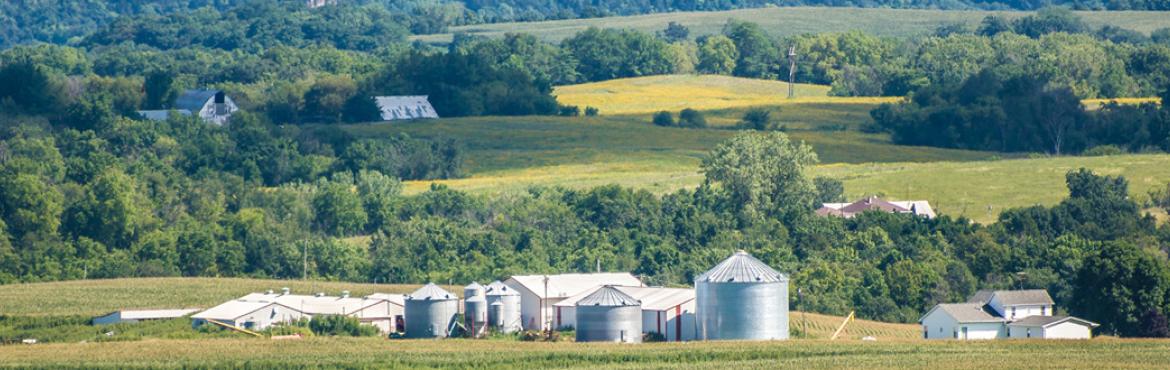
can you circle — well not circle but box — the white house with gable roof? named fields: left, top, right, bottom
left=921, top=289, right=1098, bottom=340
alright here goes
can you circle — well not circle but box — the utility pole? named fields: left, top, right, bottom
left=302, top=240, right=307, bottom=281
left=787, top=46, right=797, bottom=99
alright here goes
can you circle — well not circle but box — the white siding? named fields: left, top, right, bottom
left=644, top=301, right=697, bottom=342
left=988, top=295, right=1050, bottom=320
left=555, top=305, right=577, bottom=329
left=1043, top=322, right=1093, bottom=339
left=507, top=282, right=561, bottom=330
left=1008, top=325, right=1041, bottom=339
left=232, top=304, right=305, bottom=331
left=921, top=310, right=1003, bottom=340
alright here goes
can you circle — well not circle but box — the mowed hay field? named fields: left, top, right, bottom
left=552, top=74, right=898, bottom=115
left=3, top=337, right=1170, bottom=369
left=411, top=7, right=1170, bottom=44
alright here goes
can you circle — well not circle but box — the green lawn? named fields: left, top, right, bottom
left=412, top=7, right=1170, bottom=44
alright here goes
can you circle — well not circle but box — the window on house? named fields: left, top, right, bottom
left=1041, top=306, right=1047, bottom=315
left=1011, top=307, right=1016, bottom=317
left=1027, top=328, right=1031, bottom=338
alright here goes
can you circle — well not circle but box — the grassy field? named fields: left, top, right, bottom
left=411, top=7, right=1170, bottom=44
left=551, top=74, right=894, bottom=115
left=3, top=336, right=1170, bottom=369
left=0, top=278, right=431, bottom=317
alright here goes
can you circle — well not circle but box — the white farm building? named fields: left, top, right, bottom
left=920, top=289, right=1098, bottom=340
left=138, top=89, right=239, bottom=125
left=192, top=290, right=405, bottom=333
left=93, top=308, right=201, bottom=325
left=554, top=286, right=697, bottom=341
left=374, top=96, right=439, bottom=121
left=503, top=273, right=643, bottom=330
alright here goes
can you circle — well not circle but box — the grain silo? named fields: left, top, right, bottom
left=696, top=250, right=789, bottom=341
left=575, top=286, right=642, bottom=343
left=485, top=280, right=521, bottom=333
left=404, top=283, right=459, bottom=338
left=464, top=282, right=487, bottom=337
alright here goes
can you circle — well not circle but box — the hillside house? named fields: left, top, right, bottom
left=554, top=286, right=697, bottom=341
left=374, top=96, right=439, bottom=121
left=138, top=89, right=238, bottom=125
left=920, top=289, right=1098, bottom=340
left=93, top=308, right=201, bottom=325
left=817, top=196, right=936, bottom=219
left=503, top=273, right=643, bottom=330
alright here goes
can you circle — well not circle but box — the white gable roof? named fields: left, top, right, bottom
left=506, top=273, right=642, bottom=299
left=555, top=286, right=693, bottom=311
left=374, top=96, right=439, bottom=121
left=192, top=300, right=282, bottom=321
left=99, top=308, right=201, bottom=320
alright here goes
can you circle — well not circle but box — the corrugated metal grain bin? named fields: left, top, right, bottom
left=405, top=283, right=459, bottom=338
left=575, top=286, right=642, bottom=343
left=485, top=280, right=521, bottom=333
left=696, top=250, right=789, bottom=340
left=464, top=282, right=487, bottom=337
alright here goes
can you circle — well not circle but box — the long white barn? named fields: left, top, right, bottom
left=192, top=290, right=405, bottom=333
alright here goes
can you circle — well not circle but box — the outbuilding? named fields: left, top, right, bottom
left=919, top=303, right=1005, bottom=340
left=93, top=308, right=201, bottom=325
left=373, top=96, right=439, bottom=121
left=1007, top=316, right=1099, bottom=339
left=504, top=273, right=643, bottom=330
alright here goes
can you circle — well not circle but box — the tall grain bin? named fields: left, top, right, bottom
left=575, top=286, right=643, bottom=343
left=464, top=282, right=488, bottom=337
left=696, top=250, right=789, bottom=340
left=485, top=280, right=521, bottom=333
left=404, top=283, right=459, bottom=338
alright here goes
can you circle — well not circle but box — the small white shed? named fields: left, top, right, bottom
left=919, top=303, right=1005, bottom=340
left=1007, top=316, right=1098, bottom=339
left=93, top=308, right=201, bottom=325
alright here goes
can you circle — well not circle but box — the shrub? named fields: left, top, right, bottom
left=308, top=315, right=379, bottom=337
left=1083, top=145, right=1124, bottom=156
left=652, top=111, right=675, bottom=127
left=738, top=108, right=773, bottom=130
left=678, top=108, right=706, bottom=128
left=643, top=331, right=666, bottom=342
left=584, top=106, right=599, bottom=116
left=558, top=105, right=580, bottom=117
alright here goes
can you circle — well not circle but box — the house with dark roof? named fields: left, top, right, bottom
left=921, top=289, right=1098, bottom=340
left=138, top=89, right=238, bottom=125
left=816, top=196, right=935, bottom=219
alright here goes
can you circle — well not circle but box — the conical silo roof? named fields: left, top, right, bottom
left=697, top=250, right=788, bottom=283
left=407, top=283, right=457, bottom=301
left=485, top=280, right=519, bottom=296
left=576, top=286, right=640, bottom=307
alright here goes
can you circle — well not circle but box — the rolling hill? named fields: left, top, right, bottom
left=411, top=7, right=1170, bottom=44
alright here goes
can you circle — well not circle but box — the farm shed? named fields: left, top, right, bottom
left=554, top=286, right=696, bottom=341
left=504, top=273, right=643, bottom=330
left=191, top=300, right=305, bottom=331
left=193, top=290, right=404, bottom=333
left=919, top=303, right=1006, bottom=340
left=1007, top=316, right=1099, bottom=339
left=374, top=96, right=439, bottom=121
left=93, top=308, right=201, bottom=325
left=175, top=89, right=239, bottom=125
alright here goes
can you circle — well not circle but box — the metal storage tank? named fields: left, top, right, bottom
left=485, top=280, right=521, bottom=333
left=696, top=250, right=789, bottom=341
left=464, top=282, right=487, bottom=337
left=404, top=283, right=460, bottom=338
left=575, top=286, right=643, bottom=343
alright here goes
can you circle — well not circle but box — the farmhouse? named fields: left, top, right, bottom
left=817, top=196, right=935, bottom=219
left=93, top=308, right=201, bottom=325
left=504, top=273, right=643, bottom=330
left=374, top=96, right=439, bottom=121
left=137, top=89, right=239, bottom=125
left=192, top=290, right=405, bottom=333
left=920, top=289, right=1098, bottom=340
left=553, top=286, right=697, bottom=341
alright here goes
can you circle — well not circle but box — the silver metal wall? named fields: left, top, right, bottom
left=465, top=295, right=487, bottom=337
left=486, top=294, right=521, bottom=333
left=696, top=280, right=789, bottom=340
left=575, top=305, right=643, bottom=343
left=404, top=298, right=459, bottom=338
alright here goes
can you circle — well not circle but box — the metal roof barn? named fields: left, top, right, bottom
left=93, top=308, right=201, bottom=325
left=696, top=250, right=790, bottom=340
left=485, top=280, right=522, bottom=333
left=575, top=286, right=643, bottom=343
left=404, top=283, right=460, bottom=338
